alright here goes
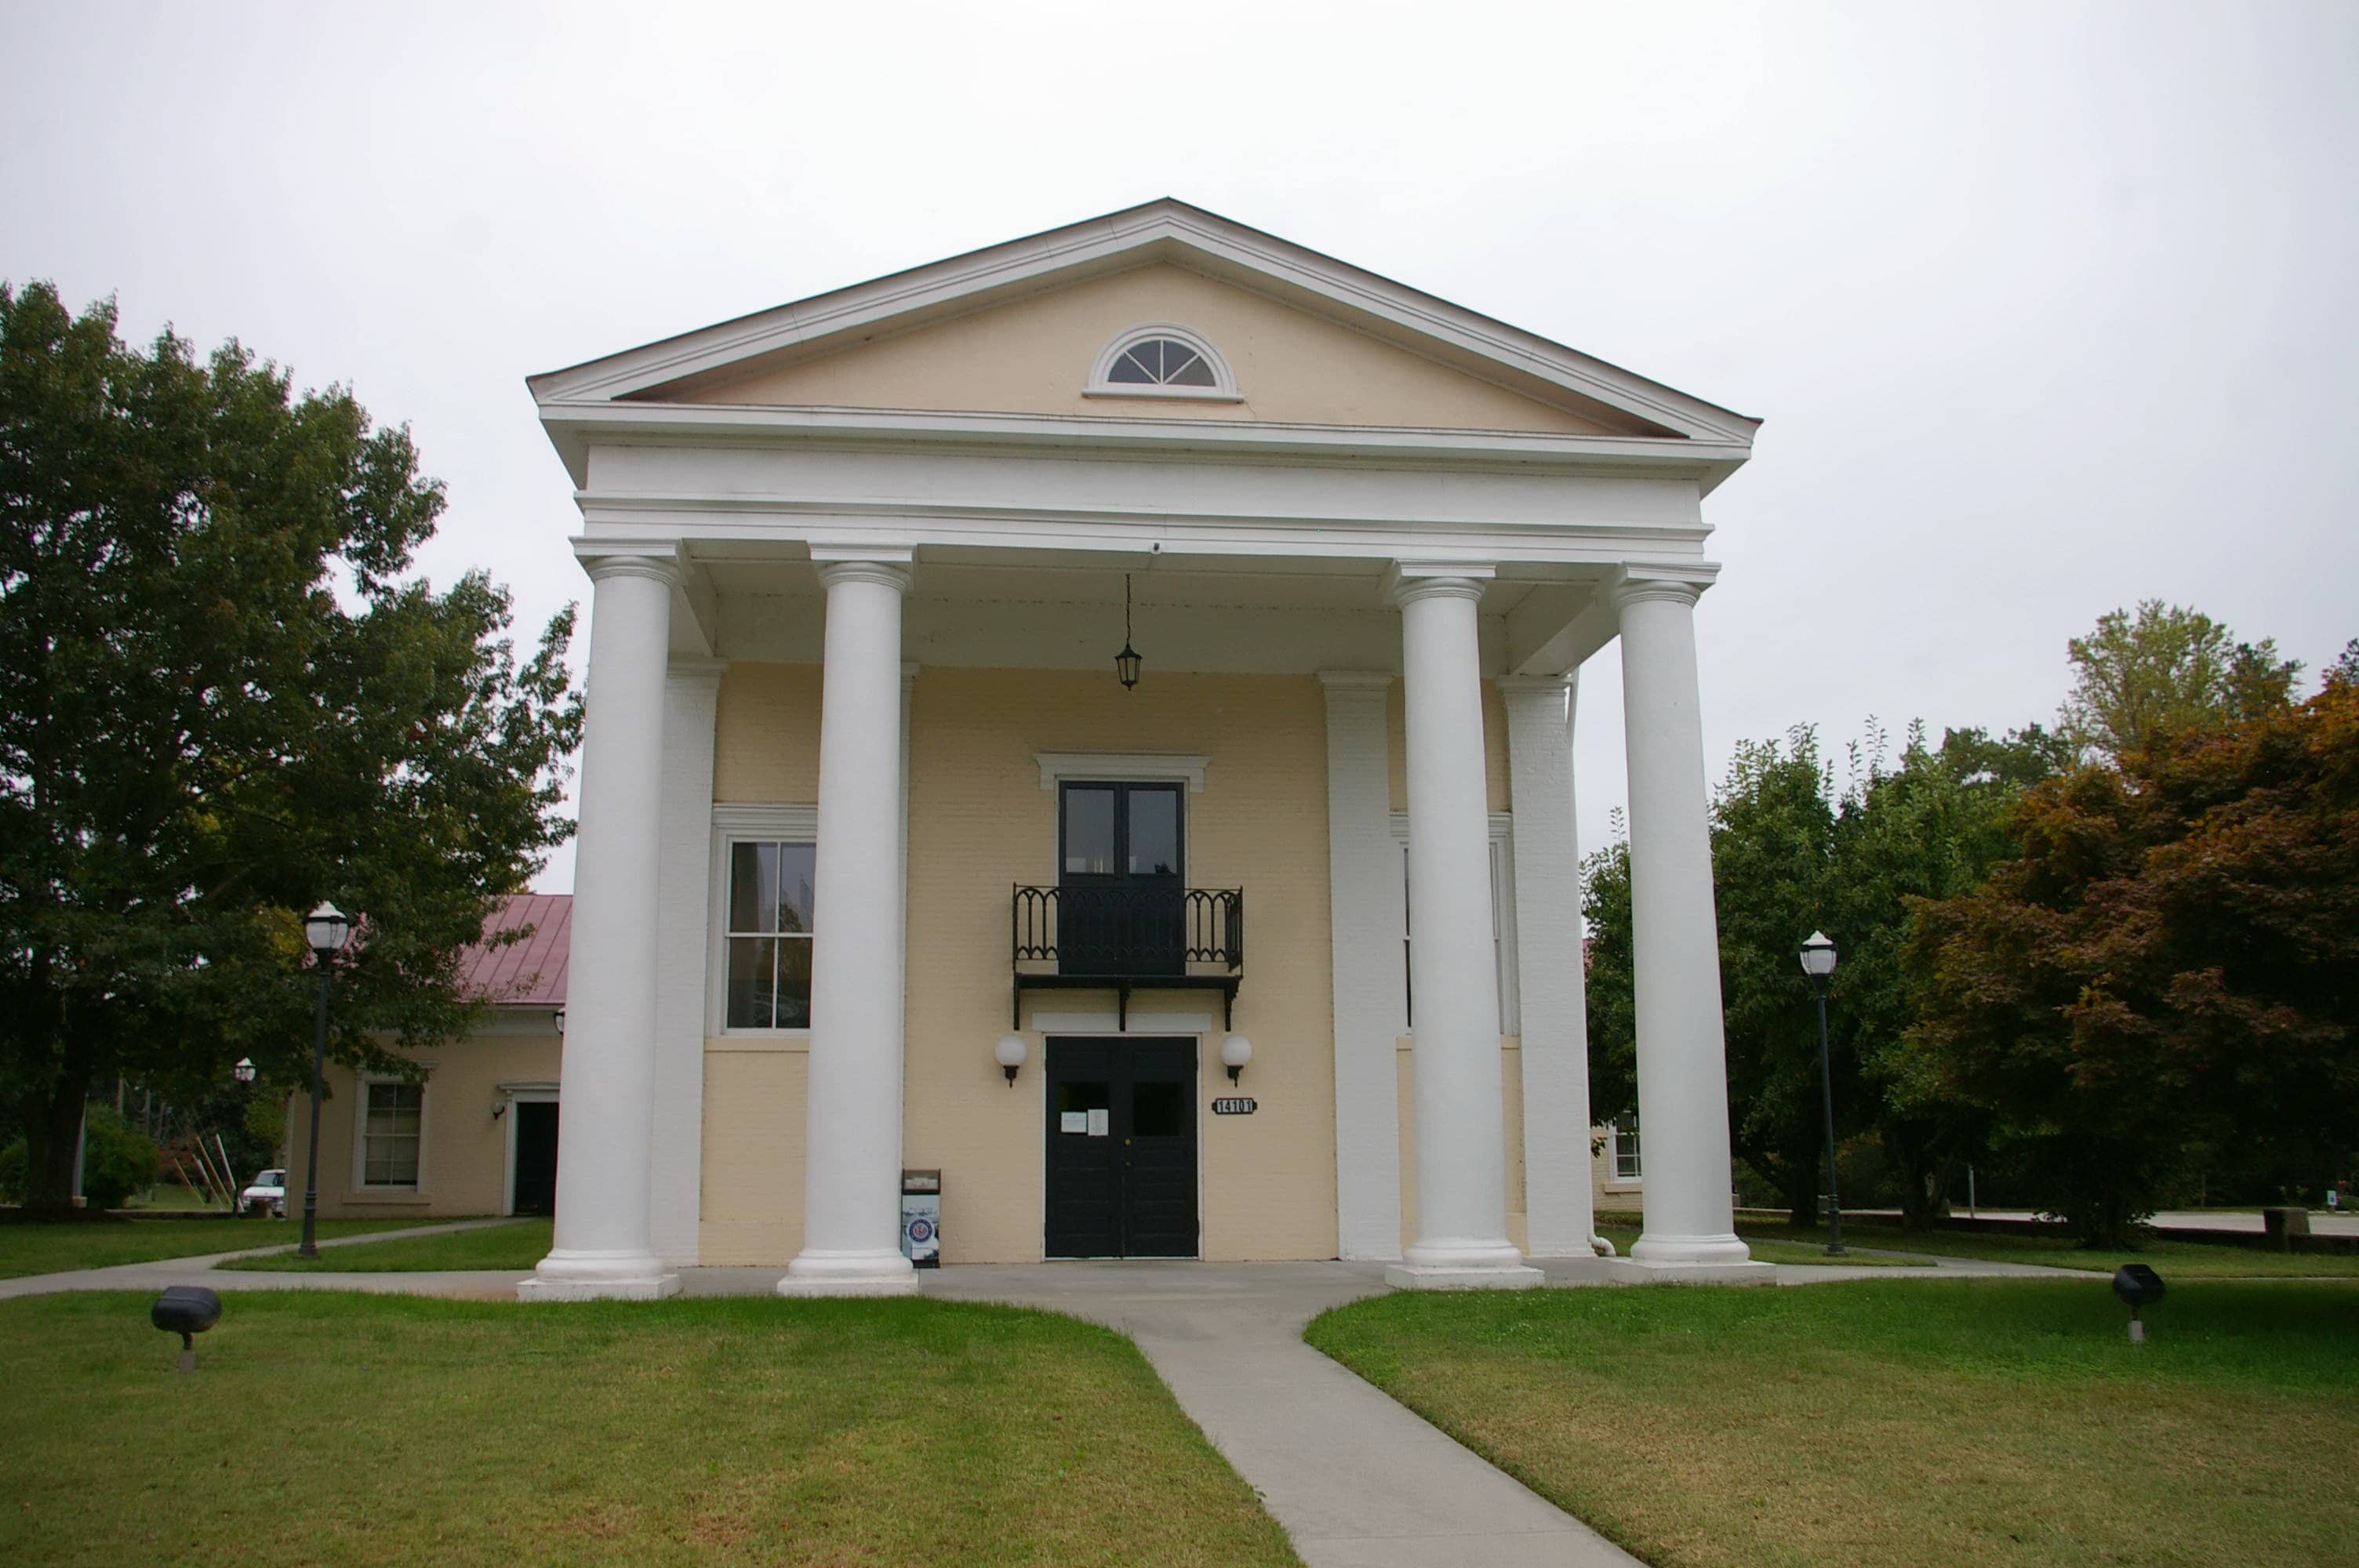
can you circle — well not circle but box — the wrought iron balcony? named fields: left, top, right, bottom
left=1011, top=884, right=1244, bottom=1029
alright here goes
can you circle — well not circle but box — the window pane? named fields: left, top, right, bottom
left=726, top=937, right=776, bottom=1028
left=776, top=843, right=816, bottom=934
left=1129, top=789, right=1179, bottom=876
left=1063, top=787, right=1116, bottom=876
left=1108, top=348, right=1157, bottom=383
left=729, top=841, right=778, bottom=934
left=1132, top=1080, right=1185, bottom=1138
left=775, top=937, right=813, bottom=1029
left=1056, top=1080, right=1110, bottom=1116
left=1165, top=350, right=1214, bottom=387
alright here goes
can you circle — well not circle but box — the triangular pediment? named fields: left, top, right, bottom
left=529, top=201, right=1758, bottom=448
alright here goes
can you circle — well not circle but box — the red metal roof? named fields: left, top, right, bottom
left=460, top=894, right=570, bottom=1007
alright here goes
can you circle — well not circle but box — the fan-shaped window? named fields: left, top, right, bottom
left=1085, top=325, right=1241, bottom=401
left=1107, top=337, right=1216, bottom=387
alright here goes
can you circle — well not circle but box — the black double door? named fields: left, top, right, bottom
left=1044, top=1038, right=1198, bottom=1258
left=1058, top=782, right=1184, bottom=976
left=511, top=1102, right=559, bottom=1216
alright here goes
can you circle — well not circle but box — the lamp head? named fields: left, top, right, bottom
left=1114, top=642, right=1142, bottom=691
left=1219, top=1034, right=1252, bottom=1083
left=1798, top=930, right=1837, bottom=981
left=994, top=1033, right=1029, bottom=1085
left=305, top=902, right=351, bottom=960
left=232, top=1058, right=256, bottom=1084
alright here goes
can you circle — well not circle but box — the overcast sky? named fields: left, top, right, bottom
left=6, top=2, right=2354, bottom=892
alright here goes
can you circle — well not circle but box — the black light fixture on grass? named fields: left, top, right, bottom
left=152, top=1285, right=222, bottom=1372
left=2112, top=1264, right=2166, bottom=1344
left=1114, top=573, right=1142, bottom=690
left=296, top=901, right=352, bottom=1260
left=1797, top=930, right=1845, bottom=1258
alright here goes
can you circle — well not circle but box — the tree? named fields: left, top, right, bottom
left=0, top=282, right=581, bottom=1214
left=2059, top=600, right=2299, bottom=760
left=1907, top=678, right=2359, bottom=1243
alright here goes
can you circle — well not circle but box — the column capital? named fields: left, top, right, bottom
left=1608, top=564, right=1717, bottom=613
left=1497, top=673, right=1574, bottom=699
left=812, top=553, right=913, bottom=593
left=1385, top=558, right=1494, bottom=608
left=574, top=539, right=686, bottom=590
left=665, top=655, right=728, bottom=688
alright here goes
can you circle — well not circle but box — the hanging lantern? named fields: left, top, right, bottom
left=1114, top=572, right=1143, bottom=690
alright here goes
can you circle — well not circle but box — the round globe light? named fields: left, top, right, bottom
left=1219, top=1034, right=1252, bottom=1083
left=305, top=902, right=352, bottom=958
left=994, top=1033, right=1029, bottom=1085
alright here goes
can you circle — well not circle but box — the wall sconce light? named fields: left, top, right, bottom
left=491, top=1099, right=507, bottom=1122
left=551, top=1007, right=565, bottom=1036
left=994, top=1033, right=1029, bottom=1085
left=1219, top=1034, right=1252, bottom=1083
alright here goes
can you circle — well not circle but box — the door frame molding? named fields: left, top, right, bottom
left=498, top=1082, right=561, bottom=1218
left=1040, top=1033, right=1204, bottom=1261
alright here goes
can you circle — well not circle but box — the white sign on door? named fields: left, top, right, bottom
left=1060, top=1111, right=1087, bottom=1134
left=1086, top=1108, right=1109, bottom=1138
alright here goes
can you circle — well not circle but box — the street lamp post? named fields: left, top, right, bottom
left=1798, top=930, right=1845, bottom=1257
left=296, top=902, right=352, bottom=1258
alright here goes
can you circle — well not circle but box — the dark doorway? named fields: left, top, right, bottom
left=1057, top=782, right=1184, bottom=977
left=1044, top=1037, right=1198, bottom=1258
left=511, top=1101, right=558, bottom=1216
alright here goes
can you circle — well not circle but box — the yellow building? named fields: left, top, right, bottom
left=511, top=201, right=1761, bottom=1300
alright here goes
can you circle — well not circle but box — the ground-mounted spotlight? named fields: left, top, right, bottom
left=151, top=1286, right=222, bottom=1372
left=2111, top=1263, right=2165, bottom=1344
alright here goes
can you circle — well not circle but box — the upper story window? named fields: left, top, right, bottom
left=1085, top=325, right=1241, bottom=402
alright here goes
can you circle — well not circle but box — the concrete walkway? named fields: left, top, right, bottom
left=0, top=1216, right=528, bottom=1301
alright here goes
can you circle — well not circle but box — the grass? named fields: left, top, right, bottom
left=1734, top=1217, right=2359, bottom=1277
left=1308, top=1278, right=2359, bottom=1568
left=1597, top=1221, right=1917, bottom=1268
left=0, top=1216, right=471, bottom=1278
left=0, top=1290, right=1299, bottom=1568
left=220, top=1217, right=551, bottom=1272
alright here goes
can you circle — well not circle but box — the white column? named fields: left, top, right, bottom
left=1503, top=674, right=1601, bottom=1258
left=1612, top=570, right=1764, bottom=1276
left=649, top=658, right=722, bottom=1265
left=1320, top=671, right=1403, bottom=1261
left=1384, top=564, right=1541, bottom=1290
left=780, top=548, right=918, bottom=1296
left=522, top=550, right=683, bottom=1301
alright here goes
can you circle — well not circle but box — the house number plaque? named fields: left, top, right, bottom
left=1212, top=1098, right=1256, bottom=1116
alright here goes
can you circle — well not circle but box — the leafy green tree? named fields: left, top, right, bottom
left=1908, top=678, right=2359, bottom=1243
left=0, top=282, right=581, bottom=1214
left=2059, top=601, right=2299, bottom=760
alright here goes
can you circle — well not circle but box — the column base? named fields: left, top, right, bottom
left=1386, top=1239, right=1543, bottom=1290
left=1384, top=1261, right=1547, bottom=1290
left=1602, top=1257, right=1777, bottom=1286
left=776, top=1248, right=921, bottom=1299
left=517, top=1249, right=681, bottom=1302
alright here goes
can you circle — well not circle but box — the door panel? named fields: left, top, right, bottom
left=512, top=1102, right=558, bottom=1216
left=1043, top=1038, right=1198, bottom=1259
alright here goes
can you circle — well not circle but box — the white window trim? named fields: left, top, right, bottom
left=708, top=803, right=820, bottom=1039
left=1390, top=811, right=1520, bottom=1036
left=1608, top=1120, right=1643, bottom=1186
left=1037, top=752, right=1209, bottom=794
left=1082, top=324, right=1243, bottom=402
left=496, top=1080, right=559, bottom=1218
left=351, top=1073, right=428, bottom=1193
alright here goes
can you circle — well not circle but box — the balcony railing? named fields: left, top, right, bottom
left=1011, top=884, right=1244, bottom=1029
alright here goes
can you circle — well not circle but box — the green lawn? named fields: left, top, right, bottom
left=1598, top=1221, right=1917, bottom=1267
left=0, top=1217, right=468, bottom=1278
left=1736, top=1218, right=2359, bottom=1277
left=1308, top=1279, right=2359, bottom=1568
left=220, top=1217, right=550, bottom=1272
left=0, top=1291, right=1298, bottom=1568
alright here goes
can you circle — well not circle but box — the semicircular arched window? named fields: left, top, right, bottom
left=1085, top=326, right=1241, bottom=401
